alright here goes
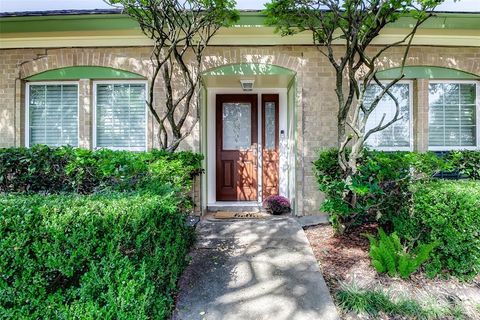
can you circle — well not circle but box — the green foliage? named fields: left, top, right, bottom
left=365, top=229, right=437, bottom=279
left=0, top=192, right=194, bottom=319
left=336, top=282, right=465, bottom=319
left=446, top=150, right=480, bottom=180
left=0, top=146, right=202, bottom=318
left=0, top=145, right=203, bottom=195
left=108, top=0, right=239, bottom=28
left=314, top=148, right=446, bottom=231
left=315, top=149, right=480, bottom=279
left=264, top=0, right=448, bottom=41
left=394, top=181, right=480, bottom=279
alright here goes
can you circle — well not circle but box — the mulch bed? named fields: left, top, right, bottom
left=304, top=224, right=480, bottom=319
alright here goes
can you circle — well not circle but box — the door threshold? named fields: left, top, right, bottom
left=207, top=201, right=263, bottom=213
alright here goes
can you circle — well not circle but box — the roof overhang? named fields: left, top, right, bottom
left=1, top=11, right=479, bottom=49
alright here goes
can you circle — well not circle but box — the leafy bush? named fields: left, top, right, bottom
left=446, top=150, right=480, bottom=180
left=314, top=149, right=445, bottom=231
left=393, top=181, right=480, bottom=279
left=364, top=229, right=437, bottom=279
left=263, top=195, right=291, bottom=215
left=0, top=192, right=194, bottom=319
left=0, top=145, right=203, bottom=195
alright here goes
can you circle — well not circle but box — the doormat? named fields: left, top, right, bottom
left=213, top=211, right=270, bottom=219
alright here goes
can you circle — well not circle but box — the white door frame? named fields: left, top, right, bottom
left=206, top=88, right=289, bottom=205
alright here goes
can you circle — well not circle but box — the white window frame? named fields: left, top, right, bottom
left=93, top=80, right=148, bottom=152
left=427, top=80, right=480, bottom=151
left=364, top=80, right=414, bottom=152
left=25, top=81, right=80, bottom=148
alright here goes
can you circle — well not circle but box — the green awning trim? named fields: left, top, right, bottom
left=26, top=66, right=145, bottom=81
left=203, top=63, right=296, bottom=77
left=2, top=12, right=480, bottom=34
left=376, top=66, right=480, bottom=80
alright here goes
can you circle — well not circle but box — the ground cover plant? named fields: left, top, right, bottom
left=0, top=146, right=203, bottom=319
left=364, top=229, right=437, bottom=279
left=336, top=282, right=465, bottom=319
left=304, top=224, right=480, bottom=320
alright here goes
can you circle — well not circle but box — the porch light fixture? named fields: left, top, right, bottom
left=240, top=80, right=255, bottom=91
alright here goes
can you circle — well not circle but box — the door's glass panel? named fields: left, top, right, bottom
left=265, top=102, right=276, bottom=150
left=223, top=102, right=251, bottom=150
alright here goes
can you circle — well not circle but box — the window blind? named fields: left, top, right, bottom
left=364, top=83, right=411, bottom=149
left=28, top=84, right=78, bottom=147
left=96, top=83, right=146, bottom=150
left=429, top=83, right=477, bottom=148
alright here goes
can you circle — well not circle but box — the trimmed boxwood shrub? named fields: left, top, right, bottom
left=0, top=192, right=194, bottom=319
left=0, top=146, right=204, bottom=318
left=393, top=181, right=480, bottom=280
left=0, top=145, right=203, bottom=194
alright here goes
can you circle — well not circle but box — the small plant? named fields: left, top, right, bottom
left=364, top=229, right=437, bottom=279
left=263, top=195, right=291, bottom=215
left=336, top=282, right=465, bottom=319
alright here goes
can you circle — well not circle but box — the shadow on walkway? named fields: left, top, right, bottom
left=173, top=218, right=339, bottom=320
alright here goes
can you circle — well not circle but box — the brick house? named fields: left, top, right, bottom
left=0, top=9, right=479, bottom=216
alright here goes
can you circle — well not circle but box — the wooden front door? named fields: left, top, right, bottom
left=216, top=94, right=258, bottom=201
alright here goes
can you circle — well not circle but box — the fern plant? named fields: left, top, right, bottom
left=364, top=229, right=437, bottom=279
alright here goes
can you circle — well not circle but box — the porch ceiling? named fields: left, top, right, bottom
left=202, top=74, right=294, bottom=88
left=202, top=63, right=296, bottom=88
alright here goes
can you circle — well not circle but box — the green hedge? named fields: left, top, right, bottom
left=0, top=192, right=194, bottom=319
left=313, top=149, right=445, bottom=230
left=0, top=145, right=203, bottom=194
left=446, top=150, right=480, bottom=180
left=394, top=181, right=480, bottom=279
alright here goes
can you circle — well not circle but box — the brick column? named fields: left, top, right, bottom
left=414, top=79, right=430, bottom=152
left=78, top=79, right=92, bottom=149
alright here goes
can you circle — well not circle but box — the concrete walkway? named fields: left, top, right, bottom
left=173, top=217, right=339, bottom=320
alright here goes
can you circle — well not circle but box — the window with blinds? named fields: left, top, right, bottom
left=428, top=82, right=478, bottom=150
left=28, top=83, right=78, bottom=147
left=95, top=82, right=147, bottom=150
left=364, top=82, right=412, bottom=150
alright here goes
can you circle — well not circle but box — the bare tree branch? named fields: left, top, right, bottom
left=105, top=0, right=237, bottom=151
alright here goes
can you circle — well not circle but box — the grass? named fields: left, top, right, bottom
left=336, top=282, right=465, bottom=319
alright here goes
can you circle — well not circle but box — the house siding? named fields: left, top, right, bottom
left=0, top=45, right=479, bottom=216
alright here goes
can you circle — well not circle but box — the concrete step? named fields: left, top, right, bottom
left=207, top=203, right=264, bottom=213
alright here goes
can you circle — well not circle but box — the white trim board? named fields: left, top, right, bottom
left=206, top=88, right=289, bottom=205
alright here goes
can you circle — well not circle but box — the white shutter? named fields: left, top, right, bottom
left=28, top=84, right=78, bottom=147
left=428, top=83, right=477, bottom=149
left=364, top=83, right=411, bottom=150
left=95, top=83, right=146, bottom=150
